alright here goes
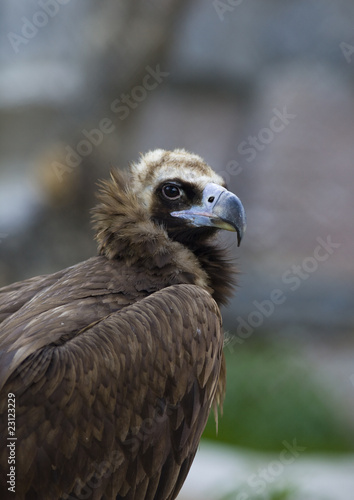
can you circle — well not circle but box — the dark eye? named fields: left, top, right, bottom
left=162, top=184, right=181, bottom=200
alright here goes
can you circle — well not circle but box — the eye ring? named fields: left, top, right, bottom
left=162, top=183, right=181, bottom=200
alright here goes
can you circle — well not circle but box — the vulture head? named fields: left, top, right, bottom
left=93, top=149, right=246, bottom=275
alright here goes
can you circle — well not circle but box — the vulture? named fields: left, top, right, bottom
left=0, top=149, right=246, bottom=500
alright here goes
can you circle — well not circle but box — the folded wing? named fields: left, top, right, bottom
left=0, top=284, right=224, bottom=500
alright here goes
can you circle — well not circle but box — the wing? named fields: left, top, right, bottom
left=0, top=255, right=165, bottom=391
left=0, top=284, right=224, bottom=500
left=0, top=270, right=67, bottom=324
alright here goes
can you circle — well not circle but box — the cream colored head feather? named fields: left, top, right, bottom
left=130, top=149, right=225, bottom=208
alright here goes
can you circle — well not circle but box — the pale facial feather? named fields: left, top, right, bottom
left=130, top=149, right=225, bottom=209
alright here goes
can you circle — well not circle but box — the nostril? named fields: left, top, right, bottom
left=208, top=196, right=215, bottom=203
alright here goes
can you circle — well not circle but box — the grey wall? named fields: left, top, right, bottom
left=1, top=0, right=353, bottom=338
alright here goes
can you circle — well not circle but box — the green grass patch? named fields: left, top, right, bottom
left=203, top=337, right=353, bottom=452
left=219, top=485, right=298, bottom=500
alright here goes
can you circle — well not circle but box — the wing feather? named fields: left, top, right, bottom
left=0, top=284, right=224, bottom=499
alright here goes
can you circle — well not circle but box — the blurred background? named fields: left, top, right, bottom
left=1, top=1, right=354, bottom=499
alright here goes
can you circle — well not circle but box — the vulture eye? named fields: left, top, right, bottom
left=162, top=184, right=181, bottom=200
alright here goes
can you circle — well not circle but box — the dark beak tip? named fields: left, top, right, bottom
left=235, top=211, right=246, bottom=246
left=236, top=228, right=243, bottom=247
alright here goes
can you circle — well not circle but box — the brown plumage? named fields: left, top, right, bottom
left=0, top=149, right=246, bottom=500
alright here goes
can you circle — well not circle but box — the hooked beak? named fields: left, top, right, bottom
left=171, top=183, right=246, bottom=246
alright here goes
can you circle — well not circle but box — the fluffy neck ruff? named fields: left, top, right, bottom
left=92, top=170, right=236, bottom=306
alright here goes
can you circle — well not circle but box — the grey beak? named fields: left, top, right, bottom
left=171, top=183, right=246, bottom=246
